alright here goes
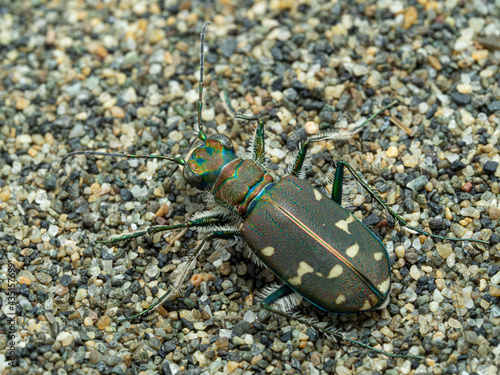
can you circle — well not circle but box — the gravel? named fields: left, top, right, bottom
left=1, top=1, right=500, bottom=374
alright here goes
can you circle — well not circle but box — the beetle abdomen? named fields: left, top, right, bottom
left=241, top=175, right=391, bottom=314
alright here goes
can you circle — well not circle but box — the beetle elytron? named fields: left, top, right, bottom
left=62, top=22, right=486, bottom=359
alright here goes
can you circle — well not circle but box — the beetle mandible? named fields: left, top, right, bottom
left=62, top=22, right=486, bottom=359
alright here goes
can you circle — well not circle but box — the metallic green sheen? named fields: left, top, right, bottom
left=213, top=159, right=274, bottom=215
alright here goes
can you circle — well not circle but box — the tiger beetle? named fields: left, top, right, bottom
left=62, top=22, right=487, bottom=360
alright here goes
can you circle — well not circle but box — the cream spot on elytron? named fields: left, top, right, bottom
left=346, top=243, right=359, bottom=258
left=327, top=265, right=343, bottom=278
left=378, top=278, right=391, bottom=294
left=374, top=252, right=383, bottom=261
left=288, top=261, right=314, bottom=286
left=261, top=246, right=275, bottom=256
left=336, top=294, right=346, bottom=304
left=335, top=215, right=355, bottom=234
left=361, top=299, right=372, bottom=311
left=313, top=189, right=322, bottom=201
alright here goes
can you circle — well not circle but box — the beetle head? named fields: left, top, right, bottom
left=183, top=134, right=237, bottom=190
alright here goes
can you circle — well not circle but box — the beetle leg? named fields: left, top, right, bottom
left=261, top=285, right=423, bottom=360
left=331, top=161, right=344, bottom=205
left=261, top=284, right=295, bottom=307
left=218, top=77, right=267, bottom=163
left=97, top=214, right=227, bottom=244
left=337, top=161, right=488, bottom=244
left=290, top=132, right=352, bottom=178
left=261, top=288, right=423, bottom=360
left=251, top=118, right=266, bottom=164
left=290, top=101, right=400, bottom=178
left=119, top=228, right=240, bottom=323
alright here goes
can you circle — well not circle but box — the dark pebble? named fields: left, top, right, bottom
left=111, top=365, right=125, bottom=375
left=232, top=321, right=252, bottom=337
left=283, top=97, right=297, bottom=112
left=220, top=37, right=237, bottom=58
left=491, top=233, right=500, bottom=245
left=284, top=87, right=299, bottom=102
left=37, top=291, right=49, bottom=302
left=305, top=327, right=317, bottom=342
left=429, top=218, right=447, bottom=231
left=60, top=274, right=71, bottom=286
left=271, top=77, right=283, bottom=91
left=319, top=110, right=334, bottom=124
left=291, top=79, right=306, bottom=91
left=362, top=213, right=380, bottom=226
left=227, top=352, right=242, bottom=362
left=120, top=188, right=133, bottom=201
left=162, top=362, right=174, bottom=375
left=280, top=330, right=292, bottom=342
left=44, top=172, right=57, bottom=191
left=444, top=364, right=458, bottom=374
left=163, top=341, right=177, bottom=353
left=487, top=265, right=500, bottom=276
left=180, top=317, right=194, bottom=330
left=360, top=99, right=372, bottom=115
left=336, top=94, right=350, bottom=111
left=487, top=101, right=500, bottom=112
left=450, top=160, right=466, bottom=171
left=271, top=46, right=283, bottom=60
left=286, top=127, right=308, bottom=151
left=451, top=92, right=471, bottom=105
left=324, top=359, right=335, bottom=373
left=483, top=161, right=498, bottom=174
left=403, top=197, right=415, bottom=213
left=291, top=357, right=301, bottom=370
left=426, top=103, right=438, bottom=119
left=302, top=99, right=324, bottom=111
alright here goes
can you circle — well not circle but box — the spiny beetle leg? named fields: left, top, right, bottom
left=290, top=101, right=399, bottom=178
left=261, top=286, right=424, bottom=360
left=119, top=228, right=241, bottom=323
left=97, top=215, right=226, bottom=244
left=337, top=161, right=488, bottom=244
left=262, top=284, right=295, bottom=306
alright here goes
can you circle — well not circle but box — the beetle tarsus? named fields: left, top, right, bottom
left=261, top=300, right=424, bottom=360
left=337, top=161, right=488, bottom=244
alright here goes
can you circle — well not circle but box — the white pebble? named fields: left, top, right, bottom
left=75, top=289, right=88, bottom=301
left=56, top=332, right=74, bottom=346
left=418, top=103, right=428, bottom=114
left=433, top=288, right=444, bottom=303
left=185, top=89, right=198, bottom=104
left=270, top=91, right=283, bottom=102
left=201, top=108, right=215, bottom=122
left=168, top=131, right=183, bottom=142
left=122, top=87, right=137, bottom=103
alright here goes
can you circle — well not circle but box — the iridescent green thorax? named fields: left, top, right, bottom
left=212, top=159, right=274, bottom=216
left=185, top=139, right=238, bottom=189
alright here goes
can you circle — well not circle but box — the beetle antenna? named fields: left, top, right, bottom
left=60, top=150, right=185, bottom=167
left=197, top=21, right=211, bottom=142
left=350, top=100, right=398, bottom=133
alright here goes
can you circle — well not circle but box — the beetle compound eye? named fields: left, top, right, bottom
left=209, top=134, right=234, bottom=151
left=183, top=165, right=204, bottom=189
